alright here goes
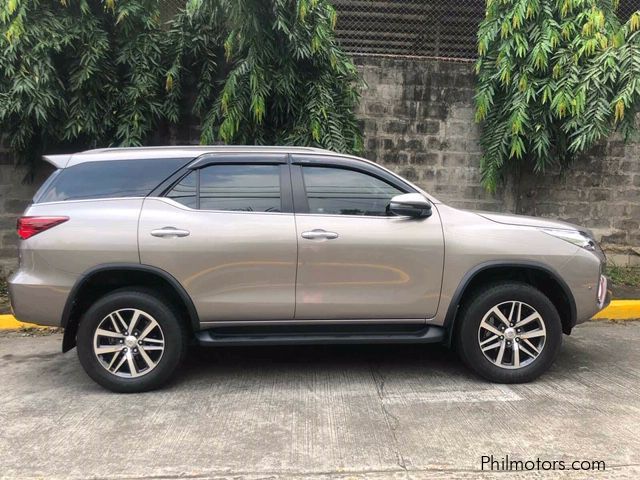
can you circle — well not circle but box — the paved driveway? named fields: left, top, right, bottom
left=1, top=322, right=639, bottom=479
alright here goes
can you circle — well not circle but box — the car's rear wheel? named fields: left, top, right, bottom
left=456, top=282, right=562, bottom=383
left=77, top=288, right=188, bottom=393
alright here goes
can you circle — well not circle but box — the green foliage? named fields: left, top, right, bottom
left=476, top=0, right=640, bottom=191
left=0, top=0, right=363, bottom=167
left=0, top=0, right=168, bottom=164
left=164, top=0, right=224, bottom=128
left=607, top=264, right=640, bottom=287
left=167, top=0, right=363, bottom=153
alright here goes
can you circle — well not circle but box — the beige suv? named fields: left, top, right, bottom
left=8, top=146, right=609, bottom=392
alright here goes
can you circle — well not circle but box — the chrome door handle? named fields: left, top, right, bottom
left=151, top=227, right=190, bottom=238
left=301, top=229, right=339, bottom=240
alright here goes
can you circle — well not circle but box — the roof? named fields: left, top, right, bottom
left=43, top=145, right=339, bottom=168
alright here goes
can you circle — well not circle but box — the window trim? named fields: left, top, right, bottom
left=290, top=156, right=413, bottom=217
left=164, top=169, right=199, bottom=209
left=189, top=153, right=288, bottom=169
left=290, top=154, right=417, bottom=192
left=162, top=161, right=293, bottom=214
left=150, top=153, right=288, bottom=198
left=32, top=168, right=62, bottom=204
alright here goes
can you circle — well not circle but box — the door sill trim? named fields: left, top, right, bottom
left=199, top=318, right=427, bottom=328
left=195, top=325, right=445, bottom=346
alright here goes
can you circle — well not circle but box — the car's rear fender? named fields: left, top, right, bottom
left=61, top=263, right=200, bottom=352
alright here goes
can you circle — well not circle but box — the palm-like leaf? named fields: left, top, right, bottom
left=477, top=0, right=640, bottom=191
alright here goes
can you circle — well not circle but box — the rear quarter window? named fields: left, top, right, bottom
left=35, top=158, right=190, bottom=203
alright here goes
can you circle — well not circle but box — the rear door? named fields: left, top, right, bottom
left=291, top=155, right=444, bottom=321
left=138, top=154, right=297, bottom=325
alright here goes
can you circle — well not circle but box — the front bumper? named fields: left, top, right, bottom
left=574, top=274, right=610, bottom=326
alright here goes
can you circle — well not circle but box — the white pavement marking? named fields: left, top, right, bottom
left=382, top=385, right=522, bottom=404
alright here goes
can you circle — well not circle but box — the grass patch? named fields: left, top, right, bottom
left=607, top=265, right=640, bottom=288
left=0, top=276, right=7, bottom=298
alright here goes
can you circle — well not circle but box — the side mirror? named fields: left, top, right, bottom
left=388, top=193, right=432, bottom=218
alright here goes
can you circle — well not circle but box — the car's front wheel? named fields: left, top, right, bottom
left=456, top=282, right=563, bottom=383
left=76, top=288, right=188, bottom=393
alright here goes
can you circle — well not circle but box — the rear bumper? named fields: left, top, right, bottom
left=8, top=271, right=72, bottom=327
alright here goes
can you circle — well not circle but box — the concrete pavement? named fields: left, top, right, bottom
left=1, top=321, right=640, bottom=479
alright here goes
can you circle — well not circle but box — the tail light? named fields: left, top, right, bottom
left=17, top=216, right=69, bottom=240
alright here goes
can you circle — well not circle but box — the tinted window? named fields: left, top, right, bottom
left=302, top=166, right=403, bottom=216
left=37, top=158, right=189, bottom=203
left=166, top=171, right=197, bottom=208
left=199, top=164, right=281, bottom=212
left=32, top=169, right=61, bottom=203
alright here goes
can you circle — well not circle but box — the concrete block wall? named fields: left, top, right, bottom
left=1, top=158, right=29, bottom=275
left=516, top=139, right=640, bottom=266
left=355, top=56, right=511, bottom=212
left=0, top=148, right=55, bottom=275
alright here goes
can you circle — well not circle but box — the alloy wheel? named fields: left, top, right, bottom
left=477, top=301, right=546, bottom=370
left=93, top=308, right=165, bottom=378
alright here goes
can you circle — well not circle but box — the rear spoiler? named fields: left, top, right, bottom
left=43, top=154, right=72, bottom=169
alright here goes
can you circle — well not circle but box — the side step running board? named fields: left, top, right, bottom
left=195, top=326, right=445, bottom=347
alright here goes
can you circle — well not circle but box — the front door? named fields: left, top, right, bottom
left=291, top=156, right=444, bottom=321
left=139, top=155, right=297, bottom=324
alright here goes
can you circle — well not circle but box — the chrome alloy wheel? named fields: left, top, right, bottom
left=477, top=301, right=546, bottom=370
left=93, top=309, right=165, bottom=378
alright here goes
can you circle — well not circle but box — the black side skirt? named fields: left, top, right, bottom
left=195, top=324, right=445, bottom=347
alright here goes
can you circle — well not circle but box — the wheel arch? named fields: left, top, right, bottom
left=443, top=261, right=577, bottom=346
left=62, top=264, right=199, bottom=352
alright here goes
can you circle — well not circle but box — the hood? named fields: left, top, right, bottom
left=472, top=211, right=589, bottom=233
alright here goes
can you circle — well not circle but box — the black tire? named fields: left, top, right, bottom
left=77, top=288, right=188, bottom=393
left=455, top=282, right=562, bottom=383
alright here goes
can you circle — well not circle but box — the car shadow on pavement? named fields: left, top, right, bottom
left=189, top=342, right=457, bottom=365
left=162, top=323, right=631, bottom=392
left=165, top=342, right=475, bottom=391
